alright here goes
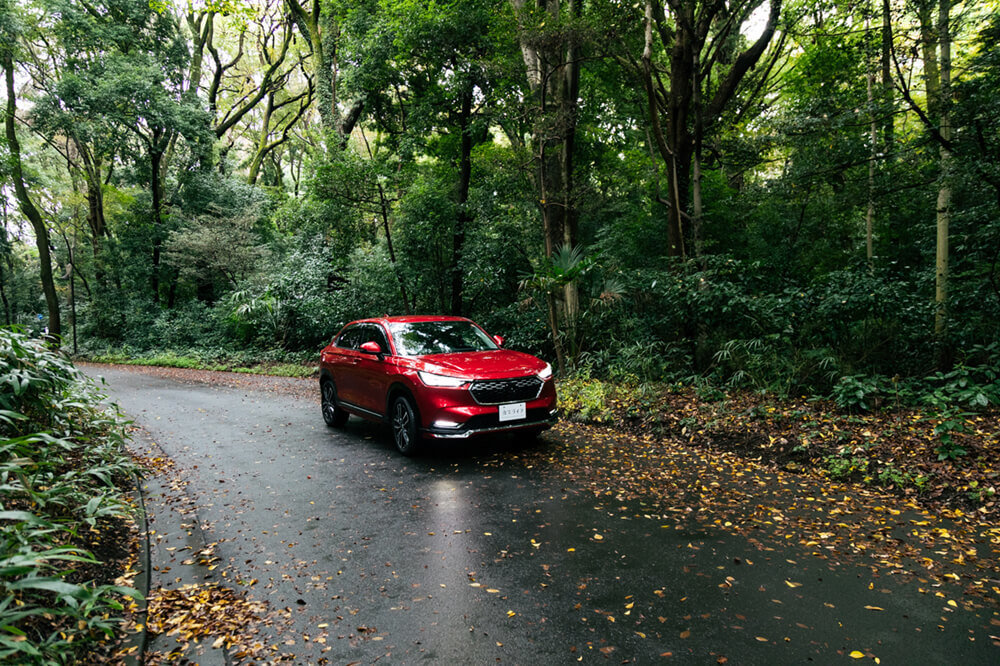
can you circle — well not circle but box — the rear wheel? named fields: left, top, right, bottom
left=321, top=379, right=348, bottom=427
left=391, top=395, right=420, bottom=455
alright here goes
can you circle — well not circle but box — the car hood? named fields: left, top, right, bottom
left=419, top=350, right=547, bottom=379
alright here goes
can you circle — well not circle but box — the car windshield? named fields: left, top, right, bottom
left=390, top=321, right=498, bottom=356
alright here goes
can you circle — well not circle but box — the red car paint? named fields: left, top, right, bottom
left=319, top=316, right=558, bottom=454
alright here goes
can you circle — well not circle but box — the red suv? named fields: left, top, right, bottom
left=319, top=316, right=558, bottom=454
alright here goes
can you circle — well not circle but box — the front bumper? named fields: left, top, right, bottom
left=423, top=407, right=559, bottom=439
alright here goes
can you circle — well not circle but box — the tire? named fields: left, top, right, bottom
left=321, top=379, right=349, bottom=428
left=391, top=395, right=421, bottom=456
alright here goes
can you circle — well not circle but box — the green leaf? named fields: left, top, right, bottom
left=6, top=578, right=84, bottom=597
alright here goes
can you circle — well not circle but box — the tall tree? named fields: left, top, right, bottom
left=630, top=0, right=783, bottom=258
left=933, top=0, right=952, bottom=357
left=890, top=0, right=956, bottom=364
left=46, top=0, right=212, bottom=304
left=386, top=0, right=500, bottom=316
left=285, top=0, right=365, bottom=143
left=1, top=0, right=61, bottom=337
left=510, top=0, right=585, bottom=375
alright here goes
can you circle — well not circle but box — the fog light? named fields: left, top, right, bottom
left=433, top=420, right=461, bottom=429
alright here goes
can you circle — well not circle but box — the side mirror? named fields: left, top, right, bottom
left=493, top=335, right=504, bottom=347
left=360, top=341, right=383, bottom=356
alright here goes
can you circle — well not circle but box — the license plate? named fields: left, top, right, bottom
left=498, top=402, right=526, bottom=422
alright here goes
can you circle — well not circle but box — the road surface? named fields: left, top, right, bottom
left=88, top=364, right=999, bottom=664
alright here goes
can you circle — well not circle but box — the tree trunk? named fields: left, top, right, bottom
left=880, top=0, right=894, bottom=152
left=0, top=264, right=10, bottom=325
left=866, top=7, right=877, bottom=265
left=511, top=0, right=583, bottom=373
left=639, top=0, right=781, bottom=260
left=248, top=92, right=276, bottom=185
left=286, top=0, right=361, bottom=144
left=0, top=205, right=11, bottom=325
left=916, top=0, right=940, bottom=118
left=450, top=86, right=474, bottom=317
left=150, top=139, right=164, bottom=304
left=933, top=0, right=952, bottom=365
left=665, top=3, right=694, bottom=258
left=3, top=51, right=61, bottom=339
left=560, top=0, right=582, bottom=353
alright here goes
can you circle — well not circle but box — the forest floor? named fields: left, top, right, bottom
left=568, top=384, right=1000, bottom=520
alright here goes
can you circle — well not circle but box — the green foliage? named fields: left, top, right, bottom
left=557, top=376, right=620, bottom=424
left=519, top=244, right=596, bottom=295
left=394, top=176, right=459, bottom=313
left=831, top=375, right=891, bottom=413
left=3, top=0, right=1000, bottom=414
left=0, top=328, right=140, bottom=663
left=920, top=352, right=1000, bottom=410
left=827, top=345, right=1000, bottom=414
left=931, top=410, right=971, bottom=461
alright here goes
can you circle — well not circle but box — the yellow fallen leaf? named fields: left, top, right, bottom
left=785, top=580, right=802, bottom=588
left=849, top=651, right=865, bottom=659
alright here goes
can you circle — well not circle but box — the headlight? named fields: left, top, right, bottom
left=418, top=371, right=468, bottom=388
left=537, top=362, right=553, bottom=380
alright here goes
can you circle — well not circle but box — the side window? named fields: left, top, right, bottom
left=336, top=326, right=360, bottom=349
left=355, top=324, right=388, bottom=352
left=369, top=325, right=391, bottom=353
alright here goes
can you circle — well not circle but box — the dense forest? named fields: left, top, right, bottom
left=2, top=0, right=999, bottom=402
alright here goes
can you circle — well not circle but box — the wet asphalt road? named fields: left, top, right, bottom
left=89, top=366, right=999, bottom=664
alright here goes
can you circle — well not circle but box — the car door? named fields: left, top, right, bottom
left=329, top=325, right=365, bottom=408
left=352, top=323, right=393, bottom=416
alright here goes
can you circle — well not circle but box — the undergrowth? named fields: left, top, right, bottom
left=1, top=329, right=141, bottom=663
left=83, top=347, right=316, bottom=378
left=557, top=372, right=998, bottom=513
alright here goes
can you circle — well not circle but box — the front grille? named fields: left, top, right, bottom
left=469, top=376, right=543, bottom=405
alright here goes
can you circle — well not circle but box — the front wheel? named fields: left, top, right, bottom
left=321, top=380, right=349, bottom=427
left=391, top=395, right=421, bottom=456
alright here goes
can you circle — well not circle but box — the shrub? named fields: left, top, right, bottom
left=831, top=374, right=891, bottom=412
left=1, top=328, right=140, bottom=663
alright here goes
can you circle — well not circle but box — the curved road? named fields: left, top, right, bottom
left=88, top=365, right=999, bottom=664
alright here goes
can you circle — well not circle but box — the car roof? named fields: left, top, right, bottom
left=350, top=315, right=473, bottom=327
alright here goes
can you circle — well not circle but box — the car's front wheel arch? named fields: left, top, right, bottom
left=385, top=383, right=419, bottom=421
